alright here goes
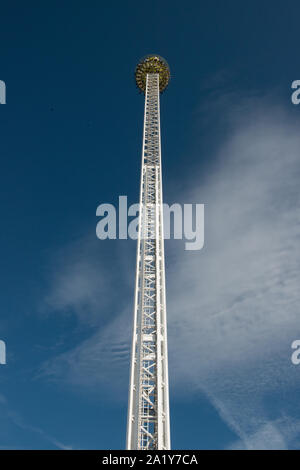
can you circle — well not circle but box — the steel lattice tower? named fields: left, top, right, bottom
left=126, top=55, right=171, bottom=450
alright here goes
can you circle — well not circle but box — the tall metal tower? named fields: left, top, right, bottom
left=126, top=55, right=171, bottom=450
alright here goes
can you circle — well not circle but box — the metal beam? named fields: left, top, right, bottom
left=126, top=73, right=171, bottom=450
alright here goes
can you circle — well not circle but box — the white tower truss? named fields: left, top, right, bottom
left=126, top=56, right=171, bottom=450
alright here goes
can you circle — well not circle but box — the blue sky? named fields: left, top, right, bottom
left=1, top=0, right=300, bottom=449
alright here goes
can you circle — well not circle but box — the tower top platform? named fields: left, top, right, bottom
left=135, top=55, right=170, bottom=94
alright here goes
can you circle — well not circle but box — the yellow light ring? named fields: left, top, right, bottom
left=135, top=55, right=170, bottom=94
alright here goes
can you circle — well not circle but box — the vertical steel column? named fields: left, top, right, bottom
left=127, top=73, right=170, bottom=450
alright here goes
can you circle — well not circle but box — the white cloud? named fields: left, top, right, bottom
left=40, top=308, right=131, bottom=397
left=0, top=394, right=72, bottom=449
left=42, top=236, right=133, bottom=326
left=227, top=422, right=287, bottom=450
left=226, top=415, right=300, bottom=450
left=165, top=96, right=300, bottom=448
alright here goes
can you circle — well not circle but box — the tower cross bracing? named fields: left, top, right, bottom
left=126, top=55, right=171, bottom=451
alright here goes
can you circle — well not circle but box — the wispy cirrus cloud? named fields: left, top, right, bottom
left=40, top=308, right=131, bottom=395
left=165, top=95, right=300, bottom=448
left=0, top=394, right=72, bottom=449
left=42, top=236, right=134, bottom=327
